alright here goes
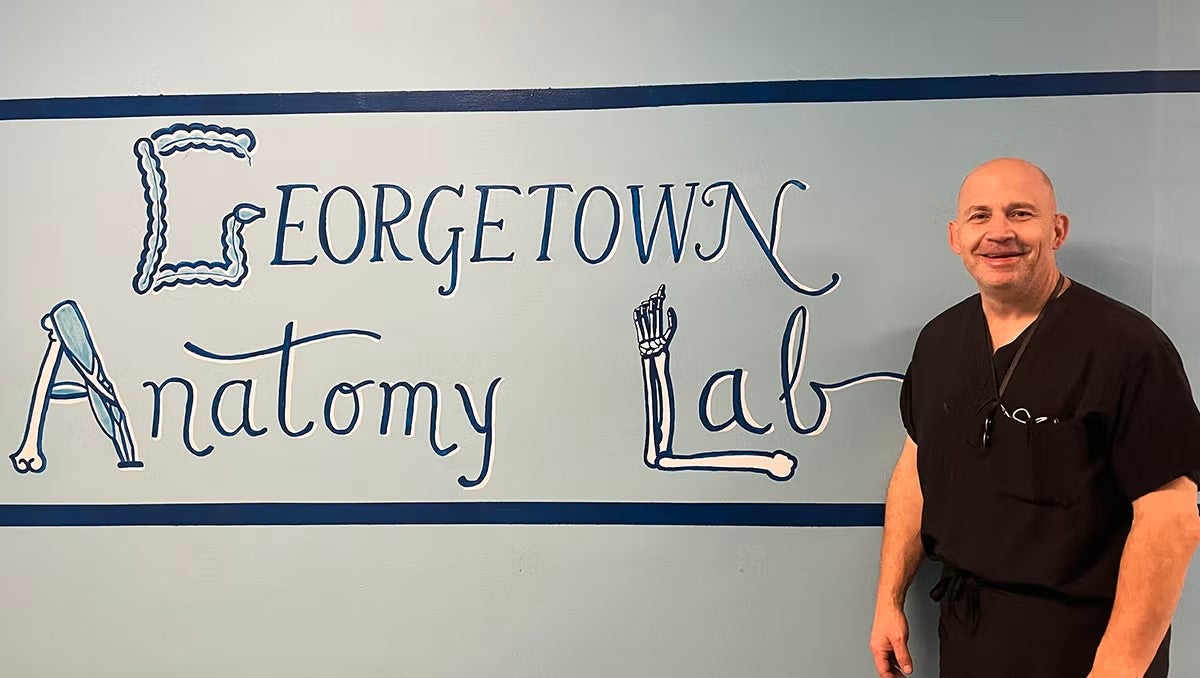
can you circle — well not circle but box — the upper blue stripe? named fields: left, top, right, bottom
left=0, top=502, right=885, bottom=527
left=2, top=70, right=1198, bottom=121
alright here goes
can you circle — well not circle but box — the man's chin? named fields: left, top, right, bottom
left=969, top=269, right=1023, bottom=291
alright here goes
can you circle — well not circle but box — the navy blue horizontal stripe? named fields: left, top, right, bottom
left=2, top=70, right=1198, bottom=121
left=0, top=501, right=884, bottom=527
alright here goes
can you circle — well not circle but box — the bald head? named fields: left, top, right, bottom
left=947, top=156, right=1070, bottom=302
left=957, top=157, right=1057, bottom=215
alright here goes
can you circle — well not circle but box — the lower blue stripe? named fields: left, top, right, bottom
left=2, top=70, right=1198, bottom=121
left=0, top=502, right=885, bottom=527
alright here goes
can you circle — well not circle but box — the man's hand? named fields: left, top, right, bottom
left=869, top=602, right=913, bottom=677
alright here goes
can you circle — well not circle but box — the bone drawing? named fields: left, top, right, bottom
left=10, top=300, right=141, bottom=473
left=633, top=284, right=797, bottom=481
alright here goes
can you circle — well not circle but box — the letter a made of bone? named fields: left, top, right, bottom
left=10, top=300, right=141, bottom=473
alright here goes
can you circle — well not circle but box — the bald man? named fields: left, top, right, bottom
left=869, top=158, right=1200, bottom=677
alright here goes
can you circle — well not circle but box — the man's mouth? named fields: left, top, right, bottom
left=980, top=251, right=1025, bottom=260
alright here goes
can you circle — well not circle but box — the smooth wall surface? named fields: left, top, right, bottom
left=1, top=1, right=1199, bottom=676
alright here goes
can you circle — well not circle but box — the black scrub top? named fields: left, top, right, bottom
left=900, top=281, right=1200, bottom=603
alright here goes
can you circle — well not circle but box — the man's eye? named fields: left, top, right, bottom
left=1011, top=210, right=1031, bottom=218
left=970, top=213, right=988, bottom=221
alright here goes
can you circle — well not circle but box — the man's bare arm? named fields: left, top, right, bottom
left=1090, top=476, right=1200, bottom=677
left=877, top=436, right=926, bottom=607
left=870, top=436, right=925, bottom=677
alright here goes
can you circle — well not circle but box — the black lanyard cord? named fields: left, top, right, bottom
left=981, top=272, right=1066, bottom=446
left=988, top=272, right=1065, bottom=399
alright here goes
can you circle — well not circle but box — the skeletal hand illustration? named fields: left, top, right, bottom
left=634, top=284, right=677, bottom=357
left=635, top=285, right=677, bottom=468
left=633, top=284, right=797, bottom=481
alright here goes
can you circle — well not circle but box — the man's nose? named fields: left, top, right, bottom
left=984, top=222, right=1017, bottom=240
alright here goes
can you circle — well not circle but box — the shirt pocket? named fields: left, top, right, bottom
left=918, top=393, right=984, bottom=496
left=991, top=415, right=1092, bottom=508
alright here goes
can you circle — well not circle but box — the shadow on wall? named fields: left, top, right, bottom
left=905, top=559, right=948, bottom=672
left=1057, top=242, right=1153, bottom=315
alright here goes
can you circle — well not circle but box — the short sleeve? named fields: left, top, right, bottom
left=1110, top=337, right=1200, bottom=502
left=899, top=361, right=918, bottom=444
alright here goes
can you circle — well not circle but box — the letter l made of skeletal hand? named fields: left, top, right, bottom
left=635, top=284, right=679, bottom=468
left=633, top=285, right=797, bottom=480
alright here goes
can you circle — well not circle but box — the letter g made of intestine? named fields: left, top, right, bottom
left=132, top=123, right=266, bottom=295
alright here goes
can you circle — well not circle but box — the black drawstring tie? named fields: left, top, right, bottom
left=930, top=563, right=981, bottom=635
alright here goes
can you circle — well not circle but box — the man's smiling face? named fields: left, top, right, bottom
left=948, top=158, right=1069, bottom=296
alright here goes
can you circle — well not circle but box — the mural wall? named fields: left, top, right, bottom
left=2, top=1, right=1199, bottom=675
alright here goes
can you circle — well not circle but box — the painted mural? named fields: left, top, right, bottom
left=10, top=121, right=902, bottom=492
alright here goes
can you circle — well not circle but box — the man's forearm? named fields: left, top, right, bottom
left=876, top=439, right=925, bottom=608
left=1092, top=488, right=1200, bottom=674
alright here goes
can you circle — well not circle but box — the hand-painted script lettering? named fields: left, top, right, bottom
left=142, top=322, right=502, bottom=489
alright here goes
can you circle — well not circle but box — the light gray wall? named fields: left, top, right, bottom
left=0, top=1, right=1197, bottom=676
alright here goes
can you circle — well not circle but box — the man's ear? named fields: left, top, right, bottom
left=948, top=220, right=962, bottom=254
left=1053, top=213, right=1070, bottom=250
